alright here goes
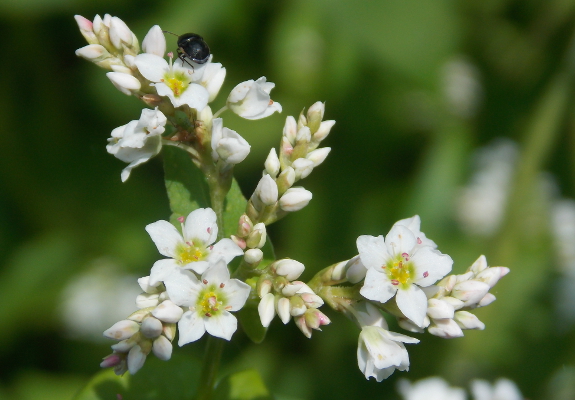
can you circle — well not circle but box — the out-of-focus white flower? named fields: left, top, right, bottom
left=142, top=25, right=166, bottom=57
left=470, top=378, right=523, bottom=400
left=227, top=77, right=282, bottom=119
left=161, top=260, right=251, bottom=344
left=398, top=377, right=466, bottom=400
left=211, top=118, right=250, bottom=165
left=441, top=56, right=482, bottom=119
left=135, top=53, right=209, bottom=110
left=358, top=216, right=453, bottom=327
left=456, top=139, right=518, bottom=236
left=146, top=208, right=243, bottom=283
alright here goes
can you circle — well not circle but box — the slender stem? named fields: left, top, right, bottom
left=195, top=337, right=225, bottom=400
left=213, top=105, right=229, bottom=119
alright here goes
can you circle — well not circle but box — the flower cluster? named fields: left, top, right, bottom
left=398, top=376, right=523, bottom=400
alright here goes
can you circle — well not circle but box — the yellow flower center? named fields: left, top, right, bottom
left=177, top=241, right=209, bottom=264
left=196, top=284, right=228, bottom=317
left=383, top=253, right=414, bottom=288
left=166, top=77, right=188, bottom=97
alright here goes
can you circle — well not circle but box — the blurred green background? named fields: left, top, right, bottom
left=2, top=0, right=575, bottom=399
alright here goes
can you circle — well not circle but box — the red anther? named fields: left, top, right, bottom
left=225, top=305, right=232, bottom=310
left=402, top=252, right=409, bottom=261
left=423, top=271, right=429, bottom=278
left=177, top=216, right=185, bottom=223
left=391, top=279, right=400, bottom=286
left=220, top=283, right=225, bottom=288
left=186, top=241, right=192, bottom=246
left=205, top=312, right=212, bottom=317
left=167, top=52, right=173, bottom=58
left=398, top=261, right=403, bottom=268
left=207, top=227, right=211, bottom=234
left=208, top=296, right=217, bottom=307
left=202, top=279, right=208, bottom=284
left=417, top=237, right=422, bottom=244
left=269, top=99, right=274, bottom=106
left=209, top=245, right=214, bottom=250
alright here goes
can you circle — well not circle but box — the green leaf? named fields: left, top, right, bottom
left=73, top=355, right=202, bottom=400
left=237, top=304, right=268, bottom=344
left=214, top=369, right=274, bottom=400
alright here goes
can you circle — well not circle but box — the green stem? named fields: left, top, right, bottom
left=195, top=337, right=225, bottom=400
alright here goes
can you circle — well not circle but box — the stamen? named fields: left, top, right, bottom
left=417, top=238, right=422, bottom=244
left=401, top=252, right=409, bottom=261
left=202, top=279, right=208, bottom=285
left=220, top=283, right=225, bottom=288
left=177, top=216, right=185, bottom=223
left=391, top=279, right=400, bottom=286
left=423, top=271, right=429, bottom=278
left=205, top=312, right=212, bottom=317
left=207, top=227, right=211, bottom=234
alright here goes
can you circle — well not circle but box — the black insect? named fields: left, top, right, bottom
left=164, top=31, right=210, bottom=68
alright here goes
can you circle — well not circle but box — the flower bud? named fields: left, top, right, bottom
left=163, top=323, right=177, bottom=341
left=141, top=316, right=163, bottom=339
left=100, top=353, right=123, bottom=369
left=237, top=214, right=253, bottom=237
left=276, top=297, right=291, bottom=324
left=306, top=101, right=325, bottom=133
left=292, top=158, right=314, bottom=180
left=257, top=278, right=272, bottom=297
left=468, top=255, right=488, bottom=274
left=297, top=111, right=307, bottom=131
left=478, top=293, right=496, bottom=307
left=138, top=276, right=161, bottom=293
left=136, top=292, right=160, bottom=309
left=346, top=256, right=367, bottom=284
left=151, top=300, right=183, bottom=323
left=330, top=260, right=349, bottom=282
left=397, top=317, right=425, bottom=333
left=279, top=187, right=312, bottom=212
left=454, top=311, right=485, bottom=330
left=256, top=175, right=278, bottom=206
left=104, top=320, right=140, bottom=340
left=279, top=136, right=294, bottom=169
left=295, top=315, right=312, bottom=338
left=475, top=267, right=510, bottom=288
left=283, top=116, right=297, bottom=145
left=312, top=120, right=335, bottom=143
left=231, top=235, right=247, bottom=249
left=106, top=72, right=141, bottom=95
left=211, top=118, right=251, bottom=165
left=109, top=16, right=134, bottom=50
left=247, top=223, right=266, bottom=248
left=142, top=25, right=166, bottom=57
left=128, top=308, right=151, bottom=323
left=127, top=345, right=147, bottom=375
left=427, top=318, right=464, bottom=338
left=112, top=338, right=137, bottom=352
left=289, top=295, right=307, bottom=316
left=276, top=167, right=295, bottom=194
left=258, top=293, right=276, bottom=327
left=281, top=281, right=305, bottom=297
left=440, top=296, right=465, bottom=311
left=306, top=147, right=331, bottom=167
left=304, top=308, right=331, bottom=330
left=274, top=259, right=305, bottom=280
left=244, top=248, right=263, bottom=265
left=300, top=292, right=324, bottom=308
left=75, top=15, right=98, bottom=44
left=456, top=271, right=475, bottom=283
left=437, top=274, right=457, bottom=292
left=75, top=44, right=111, bottom=62
left=152, top=335, right=173, bottom=360
left=426, top=298, right=454, bottom=319
left=264, top=148, right=280, bottom=177
left=295, top=126, right=311, bottom=146
left=451, top=280, right=490, bottom=307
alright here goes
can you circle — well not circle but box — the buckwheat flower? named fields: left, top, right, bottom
left=227, top=77, right=282, bottom=120
left=200, top=62, right=226, bottom=102
left=146, top=208, right=243, bottom=284
left=142, top=25, right=166, bottom=57
left=161, top=259, right=251, bottom=344
left=397, top=377, right=466, bottom=400
left=470, top=378, right=523, bottom=400
left=135, top=53, right=209, bottom=110
left=358, top=216, right=453, bottom=327
left=211, top=118, right=251, bottom=165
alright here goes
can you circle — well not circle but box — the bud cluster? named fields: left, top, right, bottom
left=100, top=277, right=183, bottom=375
left=231, top=214, right=267, bottom=267
left=246, top=102, right=334, bottom=225
left=257, top=259, right=330, bottom=338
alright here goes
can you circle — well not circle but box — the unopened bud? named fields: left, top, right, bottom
left=440, top=296, right=465, bottom=311
left=283, top=115, right=297, bottom=145
left=304, top=308, right=331, bottom=330
left=300, top=292, right=324, bottom=308
left=478, top=293, right=496, bottom=307
left=151, top=300, right=183, bottom=323
left=264, top=148, right=280, bottom=177
left=451, top=280, right=490, bottom=307
left=281, top=281, right=305, bottom=297
left=247, top=223, right=266, bottom=248
left=346, top=256, right=367, bottom=284
left=237, top=214, right=253, bottom=237
left=75, top=44, right=111, bottom=62
left=141, top=94, right=163, bottom=107
left=454, top=311, right=485, bottom=330
left=109, top=16, right=134, bottom=50
left=104, top=320, right=140, bottom=340
left=475, top=267, right=510, bottom=288
left=142, top=25, right=166, bottom=57
left=306, top=147, right=331, bottom=167
left=292, top=158, right=314, bottom=180
left=297, top=111, right=307, bottom=131
left=258, top=293, right=276, bottom=327
left=279, top=136, right=294, bottom=169
left=231, top=235, right=247, bottom=249
left=279, top=187, right=312, bottom=212
left=274, top=259, right=305, bottom=280
left=244, top=248, right=263, bottom=265
left=152, top=335, right=172, bottom=360
left=163, top=323, right=177, bottom=341
left=289, top=295, right=307, bottom=316
left=100, top=353, right=124, bottom=369
left=437, top=274, right=457, bottom=292
left=75, top=15, right=98, bottom=44
left=140, top=316, right=163, bottom=339
left=256, top=175, right=278, bottom=206
left=276, top=297, right=291, bottom=324
left=295, top=315, right=312, bottom=338
left=427, top=298, right=454, bottom=319
left=427, top=318, right=464, bottom=339
left=127, top=345, right=146, bottom=375
left=306, top=101, right=325, bottom=133
left=468, top=255, right=489, bottom=274
left=136, top=292, right=160, bottom=309
left=330, top=260, right=349, bottom=282
left=276, top=167, right=295, bottom=194
left=257, top=278, right=272, bottom=297
left=106, top=72, right=141, bottom=95
left=312, top=120, right=335, bottom=144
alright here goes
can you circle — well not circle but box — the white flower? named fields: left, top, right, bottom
left=397, top=377, right=466, bottom=400
left=135, top=53, right=209, bottom=110
left=146, top=208, right=243, bottom=283
left=200, top=62, right=226, bottom=102
left=227, top=77, right=282, bottom=120
left=142, top=25, right=166, bottom=57
left=106, top=108, right=166, bottom=182
left=470, top=378, right=523, bottom=400
left=357, top=326, right=419, bottom=382
left=358, top=216, right=453, bottom=327
left=161, top=259, right=251, bottom=345
left=211, top=118, right=250, bottom=165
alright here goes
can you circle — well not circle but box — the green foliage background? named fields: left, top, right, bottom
left=1, top=0, right=575, bottom=399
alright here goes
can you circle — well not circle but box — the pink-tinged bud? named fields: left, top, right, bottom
left=104, top=320, right=140, bottom=340
left=313, top=120, right=335, bottom=143
left=106, top=72, right=141, bottom=96
left=109, top=16, right=133, bottom=50
left=244, top=248, right=263, bottom=265
left=237, top=214, right=253, bottom=237
left=451, top=280, right=490, bottom=307
left=300, top=292, right=324, bottom=308
left=427, top=298, right=455, bottom=319
left=257, top=279, right=272, bottom=297
left=468, top=255, right=489, bottom=274
left=427, top=318, right=464, bottom=339
left=276, top=297, right=291, bottom=324
left=281, top=281, right=305, bottom=297
left=142, top=25, right=166, bottom=57
left=264, top=148, right=280, bottom=177
left=295, top=315, right=312, bottom=338
left=152, top=335, right=173, bottom=361
left=100, top=353, right=123, bottom=368
left=454, top=311, right=485, bottom=330
left=475, top=267, right=510, bottom=288
left=75, top=15, right=98, bottom=44
left=127, top=345, right=147, bottom=375
left=140, top=316, right=163, bottom=339
left=306, top=101, right=325, bottom=133
left=306, top=147, right=331, bottom=167
left=292, top=158, right=314, bottom=180
left=247, top=223, right=266, bottom=248
left=152, top=300, right=184, bottom=324
left=478, top=293, right=496, bottom=307
left=258, top=293, right=276, bottom=327
left=279, top=187, right=312, bottom=212
left=274, top=259, right=305, bottom=280
left=231, top=235, right=247, bottom=249
left=283, top=115, right=297, bottom=145
left=256, top=175, right=278, bottom=206
left=289, top=295, right=307, bottom=317
left=280, top=136, right=294, bottom=164
left=75, top=44, right=110, bottom=62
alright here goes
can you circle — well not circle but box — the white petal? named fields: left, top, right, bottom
left=175, top=83, right=210, bottom=110
left=152, top=300, right=184, bottom=323
left=183, top=208, right=218, bottom=245
left=202, top=259, right=230, bottom=284
left=357, top=235, right=388, bottom=270
left=134, top=53, right=169, bottom=82
left=222, top=279, right=251, bottom=311
left=208, top=238, right=244, bottom=264
left=396, top=285, right=428, bottom=328
left=163, top=268, right=202, bottom=307
left=152, top=335, right=172, bottom=361
left=178, top=311, right=206, bottom=345
left=411, top=247, right=453, bottom=286
left=185, top=260, right=210, bottom=274
left=385, top=225, right=417, bottom=257
left=204, top=311, right=237, bottom=340
left=127, top=345, right=146, bottom=374
left=142, top=25, right=166, bottom=57
left=360, top=268, right=396, bottom=304
left=149, top=259, right=180, bottom=286
left=145, top=220, right=184, bottom=258
left=258, top=293, right=276, bottom=327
